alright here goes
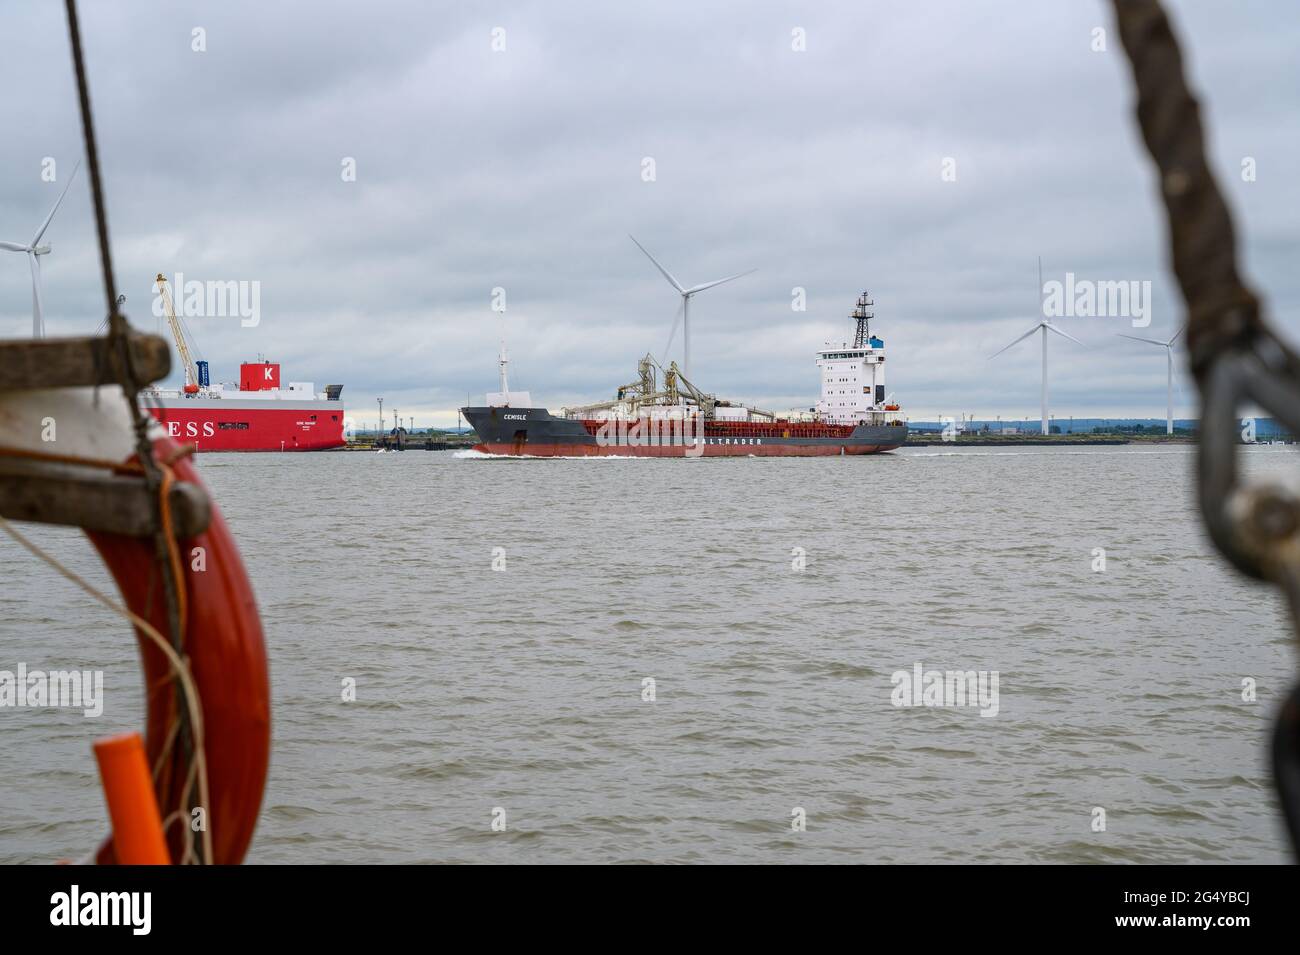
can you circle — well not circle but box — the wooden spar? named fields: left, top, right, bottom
left=0, top=332, right=170, bottom=391
left=0, top=456, right=211, bottom=538
left=0, top=333, right=209, bottom=537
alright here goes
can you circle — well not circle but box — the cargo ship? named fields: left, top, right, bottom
left=140, top=274, right=346, bottom=451
left=142, top=360, right=346, bottom=452
left=461, top=292, right=907, bottom=457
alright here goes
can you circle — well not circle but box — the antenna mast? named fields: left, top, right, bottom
left=851, top=291, right=874, bottom=348
left=498, top=333, right=510, bottom=396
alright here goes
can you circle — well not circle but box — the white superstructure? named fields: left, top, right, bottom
left=815, top=292, right=892, bottom=425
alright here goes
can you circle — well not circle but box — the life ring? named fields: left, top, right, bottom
left=88, top=434, right=270, bottom=864
left=0, top=387, right=269, bottom=864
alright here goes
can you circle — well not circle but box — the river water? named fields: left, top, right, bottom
left=2, top=445, right=1295, bottom=863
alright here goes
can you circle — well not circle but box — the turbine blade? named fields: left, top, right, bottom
left=987, top=322, right=1044, bottom=360
left=1167, top=325, right=1185, bottom=347
left=663, top=298, right=685, bottom=358
left=31, top=160, right=80, bottom=247
left=628, top=235, right=685, bottom=293
left=685, top=268, right=757, bottom=295
left=1045, top=323, right=1085, bottom=346
left=1037, top=256, right=1044, bottom=315
left=1116, top=333, right=1166, bottom=346
left=0, top=240, right=31, bottom=252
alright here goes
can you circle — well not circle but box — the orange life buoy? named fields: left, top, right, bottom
left=87, top=435, right=270, bottom=864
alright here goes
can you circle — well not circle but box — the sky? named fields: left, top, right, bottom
left=1, top=0, right=1297, bottom=428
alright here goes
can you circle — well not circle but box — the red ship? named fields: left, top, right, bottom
left=142, top=360, right=346, bottom=452
left=140, top=274, right=345, bottom=451
left=462, top=293, right=907, bottom=457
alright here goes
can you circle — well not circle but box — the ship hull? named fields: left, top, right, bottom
left=144, top=397, right=346, bottom=452
left=461, top=407, right=906, bottom=457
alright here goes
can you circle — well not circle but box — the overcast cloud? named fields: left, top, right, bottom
left=2, top=0, right=1297, bottom=426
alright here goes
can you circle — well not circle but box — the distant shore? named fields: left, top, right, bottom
left=345, top=434, right=475, bottom=451
left=905, top=434, right=1183, bottom=446
left=344, top=428, right=1299, bottom=452
left=343, top=432, right=1223, bottom=451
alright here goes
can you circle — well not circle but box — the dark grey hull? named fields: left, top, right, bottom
left=460, top=407, right=907, bottom=457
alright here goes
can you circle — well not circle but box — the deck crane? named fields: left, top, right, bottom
left=155, top=273, right=204, bottom=395
left=562, top=353, right=775, bottom=421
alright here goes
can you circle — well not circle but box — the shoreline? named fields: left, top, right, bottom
left=343, top=434, right=1198, bottom=451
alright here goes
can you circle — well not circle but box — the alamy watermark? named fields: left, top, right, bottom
left=595, top=416, right=705, bottom=457
left=152, top=271, right=261, bottom=328
left=890, top=662, right=999, bottom=717
left=50, top=885, right=150, bottom=935
left=1042, top=272, right=1152, bottom=328
left=1, top=664, right=103, bottom=717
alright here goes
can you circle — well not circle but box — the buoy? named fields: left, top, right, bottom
left=88, top=433, right=270, bottom=864
left=0, top=386, right=270, bottom=864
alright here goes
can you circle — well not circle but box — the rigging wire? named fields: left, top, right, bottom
left=1111, top=0, right=1300, bottom=857
left=62, top=0, right=209, bottom=864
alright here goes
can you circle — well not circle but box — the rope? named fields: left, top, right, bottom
left=0, top=437, right=207, bottom=861
left=0, top=442, right=195, bottom=651
left=63, top=0, right=118, bottom=319
left=157, top=465, right=188, bottom=641
left=0, top=444, right=145, bottom=475
left=0, top=513, right=212, bottom=865
left=0, top=441, right=195, bottom=475
left=58, top=0, right=210, bottom=864
left=1111, top=0, right=1300, bottom=857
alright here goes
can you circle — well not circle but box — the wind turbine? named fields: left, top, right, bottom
left=1118, top=326, right=1184, bottom=435
left=988, top=319, right=1083, bottom=435
left=988, top=257, right=1086, bottom=435
left=1, top=161, right=81, bottom=337
left=629, top=235, right=755, bottom=381
left=988, top=308, right=1085, bottom=436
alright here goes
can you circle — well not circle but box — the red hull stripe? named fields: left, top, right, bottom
left=146, top=407, right=345, bottom=452
left=475, top=442, right=897, bottom=457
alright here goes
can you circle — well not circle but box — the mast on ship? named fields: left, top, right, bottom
left=851, top=291, right=874, bottom=349
left=498, top=334, right=510, bottom=396
left=486, top=319, right=532, bottom=409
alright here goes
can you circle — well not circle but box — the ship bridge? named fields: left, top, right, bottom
left=815, top=292, right=893, bottom=425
